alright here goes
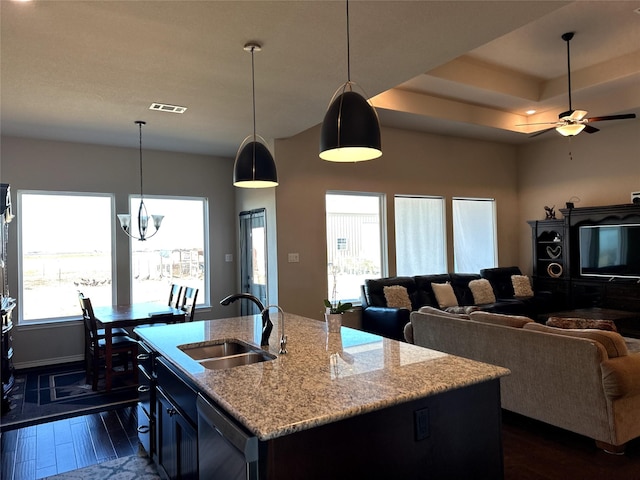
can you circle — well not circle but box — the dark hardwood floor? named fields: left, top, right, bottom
left=2, top=407, right=640, bottom=479
left=1, top=408, right=139, bottom=480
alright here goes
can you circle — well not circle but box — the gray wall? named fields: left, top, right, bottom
left=1, top=136, right=237, bottom=368
left=2, top=117, right=638, bottom=366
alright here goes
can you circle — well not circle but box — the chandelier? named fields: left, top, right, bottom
left=117, top=121, right=164, bottom=241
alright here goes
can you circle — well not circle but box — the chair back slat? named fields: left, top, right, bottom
left=168, top=284, right=183, bottom=309
left=180, top=287, right=198, bottom=322
left=78, top=292, right=99, bottom=341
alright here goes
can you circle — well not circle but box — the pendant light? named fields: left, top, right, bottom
left=319, top=0, right=381, bottom=162
left=233, top=42, right=278, bottom=188
left=117, top=121, right=164, bottom=241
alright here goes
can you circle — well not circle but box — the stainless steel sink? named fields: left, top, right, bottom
left=178, top=339, right=276, bottom=370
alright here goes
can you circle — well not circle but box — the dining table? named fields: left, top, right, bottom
left=92, top=302, right=186, bottom=391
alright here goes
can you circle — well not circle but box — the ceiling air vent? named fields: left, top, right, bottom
left=149, top=103, right=187, bottom=114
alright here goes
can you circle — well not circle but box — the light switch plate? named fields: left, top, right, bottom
left=225, top=254, right=233, bottom=262
left=288, top=253, right=300, bottom=263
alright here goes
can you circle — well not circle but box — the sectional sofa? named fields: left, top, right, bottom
left=404, top=307, right=640, bottom=453
left=360, top=266, right=555, bottom=340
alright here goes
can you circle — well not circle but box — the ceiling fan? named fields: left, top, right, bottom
left=522, top=32, right=636, bottom=138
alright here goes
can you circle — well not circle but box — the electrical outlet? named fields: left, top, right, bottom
left=225, top=254, right=233, bottom=262
left=414, top=408, right=429, bottom=441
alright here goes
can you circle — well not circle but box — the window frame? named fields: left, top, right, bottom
left=452, top=196, right=498, bottom=273
left=394, top=194, right=447, bottom=276
left=17, top=190, right=117, bottom=325
left=325, top=190, right=388, bottom=305
left=126, top=194, right=210, bottom=307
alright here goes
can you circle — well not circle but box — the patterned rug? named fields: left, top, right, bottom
left=0, top=361, right=138, bottom=432
left=43, top=449, right=160, bottom=480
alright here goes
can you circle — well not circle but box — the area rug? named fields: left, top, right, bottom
left=0, top=361, right=138, bottom=432
left=43, top=449, right=160, bottom=480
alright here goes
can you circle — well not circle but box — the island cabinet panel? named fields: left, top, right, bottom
left=259, top=379, right=503, bottom=480
left=155, top=358, right=199, bottom=480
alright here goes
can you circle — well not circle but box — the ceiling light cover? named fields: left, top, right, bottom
left=234, top=136, right=278, bottom=188
left=320, top=86, right=382, bottom=162
left=556, top=123, right=586, bottom=136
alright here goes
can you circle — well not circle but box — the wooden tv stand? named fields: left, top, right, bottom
left=529, top=204, right=640, bottom=315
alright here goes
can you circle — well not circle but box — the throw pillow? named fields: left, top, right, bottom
left=511, top=275, right=534, bottom=297
left=469, top=311, right=533, bottom=328
left=383, top=285, right=412, bottom=310
left=418, top=305, right=469, bottom=319
left=431, top=282, right=458, bottom=309
left=468, top=279, right=496, bottom=305
left=523, top=322, right=628, bottom=358
left=546, top=316, right=618, bottom=332
left=445, top=305, right=481, bottom=315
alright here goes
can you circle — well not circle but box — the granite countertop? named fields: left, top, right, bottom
left=135, top=313, right=509, bottom=441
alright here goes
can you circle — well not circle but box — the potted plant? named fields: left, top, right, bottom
left=323, top=299, right=351, bottom=333
left=323, top=269, right=352, bottom=332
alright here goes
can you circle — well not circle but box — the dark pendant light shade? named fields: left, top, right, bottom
left=233, top=136, right=278, bottom=188
left=319, top=87, right=382, bottom=162
left=233, top=42, right=278, bottom=188
left=319, top=0, right=382, bottom=162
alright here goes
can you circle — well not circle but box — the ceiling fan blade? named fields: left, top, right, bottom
left=529, top=127, right=556, bottom=138
left=516, top=121, right=560, bottom=127
left=586, top=113, right=637, bottom=123
left=569, top=110, right=588, bottom=121
left=583, top=125, right=599, bottom=134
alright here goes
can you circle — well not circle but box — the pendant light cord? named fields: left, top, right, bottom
left=251, top=46, right=257, bottom=141
left=137, top=120, right=145, bottom=200
left=346, top=0, right=351, bottom=83
left=566, top=36, right=572, bottom=112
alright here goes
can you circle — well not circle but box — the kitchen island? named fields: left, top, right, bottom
left=135, top=313, right=509, bottom=480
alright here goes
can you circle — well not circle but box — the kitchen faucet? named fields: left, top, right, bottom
left=262, top=304, right=287, bottom=354
left=219, top=293, right=272, bottom=347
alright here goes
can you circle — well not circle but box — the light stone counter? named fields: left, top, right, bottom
left=135, top=313, right=509, bottom=441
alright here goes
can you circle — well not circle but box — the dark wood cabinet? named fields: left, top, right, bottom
left=529, top=204, right=640, bottom=312
left=1, top=183, right=15, bottom=415
left=153, top=357, right=198, bottom=480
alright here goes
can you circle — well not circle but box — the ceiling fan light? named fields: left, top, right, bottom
left=233, top=137, right=279, bottom=188
left=556, top=123, right=585, bottom=136
left=320, top=89, right=382, bottom=162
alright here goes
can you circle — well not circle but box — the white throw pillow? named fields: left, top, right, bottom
left=468, top=279, right=496, bottom=305
left=511, top=275, right=534, bottom=297
left=431, top=282, right=458, bottom=308
left=383, top=285, right=412, bottom=310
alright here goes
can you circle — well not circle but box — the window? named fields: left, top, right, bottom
left=129, top=196, right=208, bottom=306
left=326, top=192, right=386, bottom=304
left=394, top=195, right=446, bottom=275
left=19, top=192, right=114, bottom=323
left=452, top=197, right=497, bottom=272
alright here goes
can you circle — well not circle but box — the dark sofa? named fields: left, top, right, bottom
left=360, top=266, right=554, bottom=340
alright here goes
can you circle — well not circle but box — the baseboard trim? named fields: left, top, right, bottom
left=14, top=354, right=84, bottom=371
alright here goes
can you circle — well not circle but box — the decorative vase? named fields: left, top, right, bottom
left=325, top=313, right=342, bottom=333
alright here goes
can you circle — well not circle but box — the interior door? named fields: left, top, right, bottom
left=239, top=209, right=267, bottom=315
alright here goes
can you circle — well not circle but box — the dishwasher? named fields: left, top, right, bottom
left=196, top=393, right=259, bottom=480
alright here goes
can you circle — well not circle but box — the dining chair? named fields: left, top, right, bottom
left=78, top=293, right=139, bottom=391
left=180, top=287, right=199, bottom=322
left=168, top=283, right=183, bottom=309
left=77, top=291, right=129, bottom=339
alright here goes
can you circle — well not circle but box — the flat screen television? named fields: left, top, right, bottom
left=579, top=224, right=640, bottom=279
